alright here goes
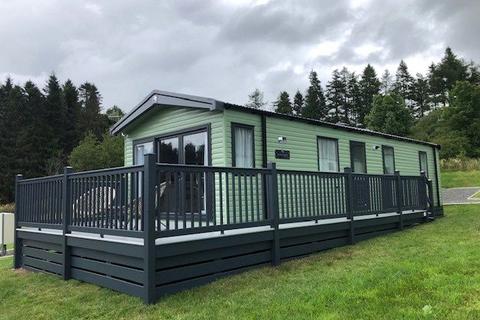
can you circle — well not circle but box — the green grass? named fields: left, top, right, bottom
left=1, top=205, right=480, bottom=319
left=441, top=170, right=480, bottom=188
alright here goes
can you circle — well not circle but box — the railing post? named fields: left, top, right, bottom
left=14, top=174, right=23, bottom=269
left=62, top=166, right=73, bottom=280
left=344, top=168, right=355, bottom=245
left=143, top=153, right=156, bottom=304
left=395, top=170, right=403, bottom=230
left=267, top=162, right=280, bottom=266
left=421, top=171, right=434, bottom=218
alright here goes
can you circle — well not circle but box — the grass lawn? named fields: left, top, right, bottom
left=441, top=170, right=480, bottom=188
left=1, top=205, right=480, bottom=319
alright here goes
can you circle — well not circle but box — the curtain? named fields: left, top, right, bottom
left=351, top=143, right=366, bottom=173
left=234, top=127, right=253, bottom=168
left=318, top=138, right=338, bottom=172
left=383, top=147, right=395, bottom=174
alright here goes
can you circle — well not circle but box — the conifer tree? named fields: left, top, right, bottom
left=346, top=71, right=362, bottom=126
left=380, top=69, right=393, bottom=94
left=63, top=80, right=81, bottom=156
left=79, top=82, right=107, bottom=139
left=43, top=74, right=64, bottom=157
left=292, top=90, right=304, bottom=115
left=274, top=91, right=293, bottom=114
left=246, top=88, right=266, bottom=109
left=358, top=64, right=381, bottom=126
left=326, top=69, right=346, bottom=123
left=411, top=73, right=430, bottom=118
left=303, top=70, right=327, bottom=120
left=393, top=60, right=415, bottom=113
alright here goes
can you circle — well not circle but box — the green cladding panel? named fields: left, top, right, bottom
left=123, top=106, right=225, bottom=166
left=121, top=106, right=442, bottom=207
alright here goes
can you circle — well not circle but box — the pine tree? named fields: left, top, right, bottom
left=0, top=78, right=24, bottom=202
left=246, top=88, right=266, bottom=109
left=428, top=47, right=468, bottom=107
left=43, top=74, right=64, bottom=158
left=79, top=82, right=107, bottom=139
left=303, top=70, right=327, bottom=120
left=326, top=69, right=346, bottom=123
left=274, top=91, right=293, bottom=114
left=411, top=73, right=430, bottom=118
left=63, top=80, right=81, bottom=156
left=365, top=94, right=412, bottom=136
left=393, top=60, right=415, bottom=114
left=380, top=69, right=393, bottom=94
left=292, top=90, right=304, bottom=115
left=346, top=71, right=361, bottom=126
left=358, top=64, right=381, bottom=126
left=20, top=81, right=50, bottom=177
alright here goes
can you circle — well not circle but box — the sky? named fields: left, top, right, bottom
left=0, top=0, right=479, bottom=112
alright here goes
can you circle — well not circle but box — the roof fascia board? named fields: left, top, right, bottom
left=110, top=90, right=223, bottom=135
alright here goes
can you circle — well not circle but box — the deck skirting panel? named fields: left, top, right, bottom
left=15, top=209, right=439, bottom=303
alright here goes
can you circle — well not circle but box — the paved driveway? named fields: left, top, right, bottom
left=442, top=187, right=480, bottom=205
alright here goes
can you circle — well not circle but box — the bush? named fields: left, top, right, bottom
left=0, top=203, right=15, bottom=213
left=69, top=133, right=124, bottom=171
left=440, top=157, right=480, bottom=171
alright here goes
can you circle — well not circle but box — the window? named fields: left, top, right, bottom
left=350, top=141, right=367, bottom=173
left=134, top=141, right=154, bottom=165
left=419, top=151, right=428, bottom=177
left=232, top=123, right=254, bottom=168
left=158, top=137, right=179, bottom=164
left=382, top=146, right=395, bottom=174
left=317, top=137, right=339, bottom=172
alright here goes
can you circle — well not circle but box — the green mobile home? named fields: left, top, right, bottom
left=111, top=90, right=442, bottom=216
left=14, top=89, right=443, bottom=304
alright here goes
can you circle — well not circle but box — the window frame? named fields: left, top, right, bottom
left=419, top=151, right=429, bottom=177
left=382, top=145, right=396, bottom=175
left=350, top=140, right=367, bottom=173
left=231, top=122, right=255, bottom=168
left=132, top=124, right=212, bottom=166
left=316, top=136, right=340, bottom=172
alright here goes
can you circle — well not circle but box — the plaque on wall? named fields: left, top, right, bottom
left=275, top=150, right=290, bottom=159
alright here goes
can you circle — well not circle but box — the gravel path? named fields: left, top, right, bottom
left=442, top=187, right=480, bottom=205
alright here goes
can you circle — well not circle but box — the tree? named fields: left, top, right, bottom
left=0, top=78, right=24, bottom=202
left=411, top=73, right=430, bottom=118
left=246, top=88, right=266, bottom=109
left=358, top=64, right=381, bottom=126
left=63, top=80, right=81, bottom=156
left=346, top=71, right=362, bottom=126
left=79, top=82, right=108, bottom=139
left=274, top=91, right=293, bottom=114
left=106, top=105, right=125, bottom=125
left=69, top=132, right=124, bottom=171
left=292, top=90, right=304, bottom=115
left=428, top=47, right=468, bottom=107
left=393, top=60, right=415, bottom=114
left=380, top=69, right=393, bottom=94
left=365, top=94, right=412, bottom=136
left=443, top=81, right=480, bottom=157
left=326, top=69, right=346, bottom=123
left=43, top=74, right=64, bottom=158
left=303, top=70, right=327, bottom=120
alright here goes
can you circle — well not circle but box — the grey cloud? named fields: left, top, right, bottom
left=0, top=0, right=478, bottom=111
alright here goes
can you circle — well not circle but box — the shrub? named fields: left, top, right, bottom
left=69, top=133, right=124, bottom=171
left=440, top=157, right=480, bottom=171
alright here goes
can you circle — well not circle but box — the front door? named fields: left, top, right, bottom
left=157, top=129, right=208, bottom=216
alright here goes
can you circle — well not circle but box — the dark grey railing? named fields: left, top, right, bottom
left=153, top=163, right=271, bottom=237
left=277, top=170, right=348, bottom=222
left=15, top=154, right=434, bottom=239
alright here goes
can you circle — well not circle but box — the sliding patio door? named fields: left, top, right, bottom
left=157, top=129, right=208, bottom=217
